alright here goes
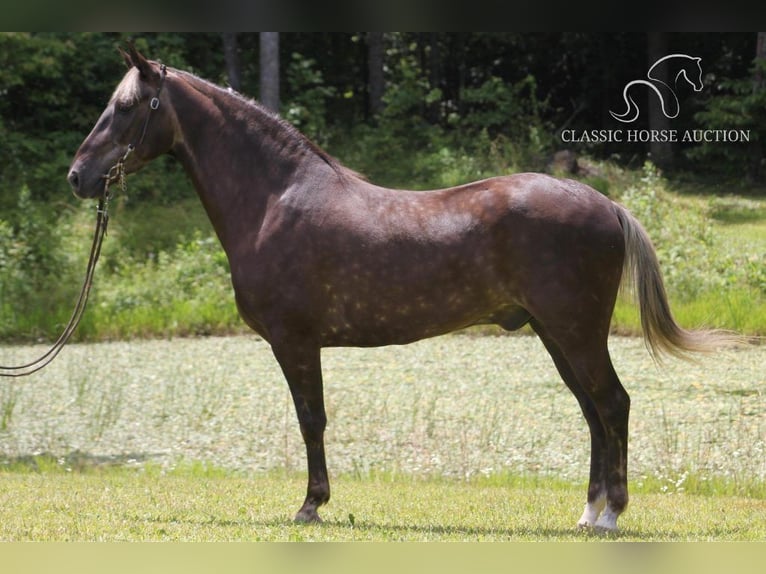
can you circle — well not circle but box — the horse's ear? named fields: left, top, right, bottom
left=119, top=47, right=133, bottom=69
left=124, top=41, right=158, bottom=81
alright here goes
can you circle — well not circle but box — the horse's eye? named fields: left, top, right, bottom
left=115, top=101, right=134, bottom=114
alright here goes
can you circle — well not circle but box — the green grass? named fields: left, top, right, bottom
left=1, top=335, right=764, bottom=541
left=613, top=288, right=766, bottom=336
left=106, top=196, right=212, bottom=258
left=611, top=175, right=766, bottom=337
left=0, top=462, right=764, bottom=541
left=78, top=297, right=245, bottom=341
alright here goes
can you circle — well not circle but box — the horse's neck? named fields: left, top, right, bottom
left=168, top=79, right=316, bottom=252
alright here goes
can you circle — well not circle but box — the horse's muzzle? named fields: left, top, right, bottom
left=67, top=164, right=105, bottom=199
left=67, top=168, right=81, bottom=192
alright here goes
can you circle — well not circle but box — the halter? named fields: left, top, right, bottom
left=98, top=63, right=167, bottom=229
left=131, top=63, right=168, bottom=158
left=0, top=64, right=168, bottom=378
left=105, top=63, right=168, bottom=200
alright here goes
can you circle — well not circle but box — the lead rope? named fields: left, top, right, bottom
left=0, top=154, right=127, bottom=378
left=1, top=63, right=165, bottom=377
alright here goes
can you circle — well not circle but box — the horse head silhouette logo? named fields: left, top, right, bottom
left=610, top=54, right=703, bottom=123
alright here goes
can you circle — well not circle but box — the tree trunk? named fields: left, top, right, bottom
left=455, top=33, right=467, bottom=118
left=426, top=32, right=442, bottom=123
left=755, top=31, right=766, bottom=89
left=366, top=32, right=385, bottom=117
left=259, top=32, right=280, bottom=113
left=222, top=33, right=241, bottom=92
left=647, top=32, right=673, bottom=169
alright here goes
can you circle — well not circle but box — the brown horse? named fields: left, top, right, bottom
left=68, top=46, right=727, bottom=531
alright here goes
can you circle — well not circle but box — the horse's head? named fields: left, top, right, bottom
left=68, top=46, right=176, bottom=199
left=678, top=56, right=704, bottom=93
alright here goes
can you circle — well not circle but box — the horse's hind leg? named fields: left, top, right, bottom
left=531, top=320, right=630, bottom=531
left=531, top=320, right=608, bottom=526
left=580, top=353, right=630, bottom=531
left=271, top=339, right=330, bottom=523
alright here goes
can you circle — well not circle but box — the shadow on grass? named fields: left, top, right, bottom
left=131, top=511, right=605, bottom=540
left=321, top=518, right=613, bottom=540
left=128, top=511, right=740, bottom=541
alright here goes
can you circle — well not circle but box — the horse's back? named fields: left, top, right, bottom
left=336, top=172, right=617, bottom=233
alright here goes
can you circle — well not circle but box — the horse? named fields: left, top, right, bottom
left=67, top=46, right=727, bottom=531
left=610, top=54, right=704, bottom=123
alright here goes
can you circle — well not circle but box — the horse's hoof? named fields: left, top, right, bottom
left=578, top=521, right=619, bottom=533
left=589, top=506, right=619, bottom=531
left=294, top=508, right=323, bottom=524
left=577, top=499, right=605, bottom=529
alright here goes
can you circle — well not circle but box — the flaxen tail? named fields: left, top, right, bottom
left=613, top=203, right=739, bottom=361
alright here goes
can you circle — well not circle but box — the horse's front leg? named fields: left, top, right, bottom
left=271, top=338, right=329, bottom=523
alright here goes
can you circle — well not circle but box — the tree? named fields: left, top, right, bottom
left=222, top=33, right=241, bottom=92
left=259, top=32, right=280, bottom=112
left=425, top=33, right=443, bottom=123
left=366, top=32, right=385, bottom=117
left=647, top=32, right=673, bottom=169
left=691, top=32, right=765, bottom=181
left=756, top=32, right=766, bottom=88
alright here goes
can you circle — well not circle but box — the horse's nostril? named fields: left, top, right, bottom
left=67, top=169, right=80, bottom=190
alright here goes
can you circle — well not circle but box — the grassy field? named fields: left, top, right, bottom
left=0, top=465, right=764, bottom=541
left=1, top=334, right=764, bottom=541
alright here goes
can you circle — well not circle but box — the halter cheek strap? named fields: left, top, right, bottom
left=128, top=63, right=168, bottom=158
